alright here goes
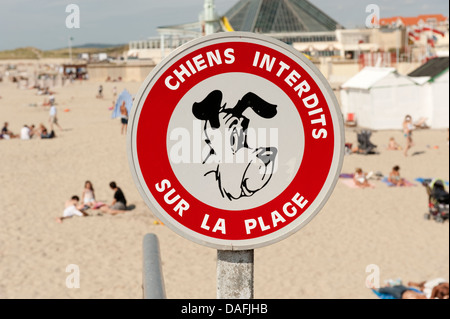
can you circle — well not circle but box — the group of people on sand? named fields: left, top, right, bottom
left=384, top=114, right=428, bottom=156
left=1, top=121, right=38, bottom=140
left=1, top=101, right=62, bottom=140
left=1, top=121, right=56, bottom=140
left=353, top=165, right=407, bottom=188
left=350, top=114, right=438, bottom=188
left=349, top=114, right=424, bottom=156
left=56, top=181, right=128, bottom=223
left=22, top=123, right=57, bottom=139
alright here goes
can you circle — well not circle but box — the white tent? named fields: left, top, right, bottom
left=427, top=69, right=449, bottom=129
left=408, top=57, right=449, bottom=129
left=340, top=67, right=421, bottom=130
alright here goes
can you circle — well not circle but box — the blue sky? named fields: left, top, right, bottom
left=0, top=0, right=448, bottom=50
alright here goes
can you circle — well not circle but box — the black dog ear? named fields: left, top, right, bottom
left=232, top=92, right=277, bottom=119
left=192, top=90, right=223, bottom=129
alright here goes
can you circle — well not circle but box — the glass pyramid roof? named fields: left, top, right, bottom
left=225, top=0, right=340, bottom=33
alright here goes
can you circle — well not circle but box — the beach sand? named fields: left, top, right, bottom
left=0, top=79, right=448, bottom=299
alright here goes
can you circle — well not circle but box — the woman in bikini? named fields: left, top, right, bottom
left=353, top=168, right=371, bottom=188
left=388, top=165, right=406, bottom=186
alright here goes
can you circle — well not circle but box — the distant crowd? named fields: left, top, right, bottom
left=1, top=121, right=58, bottom=140
left=1, top=94, right=63, bottom=140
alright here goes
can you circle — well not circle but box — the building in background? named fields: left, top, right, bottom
left=124, top=1, right=449, bottom=86
left=128, top=2, right=448, bottom=65
left=380, top=14, right=449, bottom=62
left=225, top=0, right=341, bottom=34
left=128, top=0, right=342, bottom=63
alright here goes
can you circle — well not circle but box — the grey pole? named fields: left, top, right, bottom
left=142, top=233, right=166, bottom=299
left=217, top=250, right=254, bottom=299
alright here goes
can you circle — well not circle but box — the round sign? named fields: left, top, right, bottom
left=128, top=32, right=344, bottom=250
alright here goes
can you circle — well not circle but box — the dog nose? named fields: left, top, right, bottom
left=256, top=147, right=277, bottom=165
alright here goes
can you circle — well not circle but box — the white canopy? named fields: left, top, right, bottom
left=340, top=67, right=412, bottom=90
left=340, top=66, right=449, bottom=130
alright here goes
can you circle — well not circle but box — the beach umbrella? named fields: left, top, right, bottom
left=111, top=89, right=133, bottom=119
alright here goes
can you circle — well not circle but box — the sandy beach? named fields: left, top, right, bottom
left=0, top=77, right=448, bottom=299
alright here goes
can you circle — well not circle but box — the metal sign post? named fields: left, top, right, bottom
left=217, top=250, right=254, bottom=299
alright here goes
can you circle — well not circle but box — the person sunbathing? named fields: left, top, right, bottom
left=374, top=278, right=448, bottom=299
left=408, top=279, right=449, bottom=299
left=387, top=137, right=402, bottom=150
left=353, top=168, right=371, bottom=188
left=388, top=165, right=406, bottom=186
left=376, top=284, right=427, bottom=299
left=37, top=123, right=55, bottom=139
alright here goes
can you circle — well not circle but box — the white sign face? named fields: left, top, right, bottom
left=167, top=72, right=305, bottom=211
left=128, top=32, right=344, bottom=250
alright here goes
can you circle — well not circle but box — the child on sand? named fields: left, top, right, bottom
left=387, top=137, right=402, bottom=150
left=56, top=195, right=88, bottom=223
left=388, top=165, right=406, bottom=186
left=81, top=180, right=97, bottom=208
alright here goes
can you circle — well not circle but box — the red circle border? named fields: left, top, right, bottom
left=135, top=41, right=336, bottom=241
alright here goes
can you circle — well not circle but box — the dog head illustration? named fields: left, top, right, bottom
left=192, top=90, right=278, bottom=200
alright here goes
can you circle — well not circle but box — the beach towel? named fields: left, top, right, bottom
left=382, top=177, right=416, bottom=187
left=111, top=89, right=133, bottom=119
left=415, top=178, right=449, bottom=186
left=340, top=178, right=374, bottom=189
left=371, top=287, right=424, bottom=299
left=93, top=202, right=105, bottom=209
left=340, top=172, right=384, bottom=180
